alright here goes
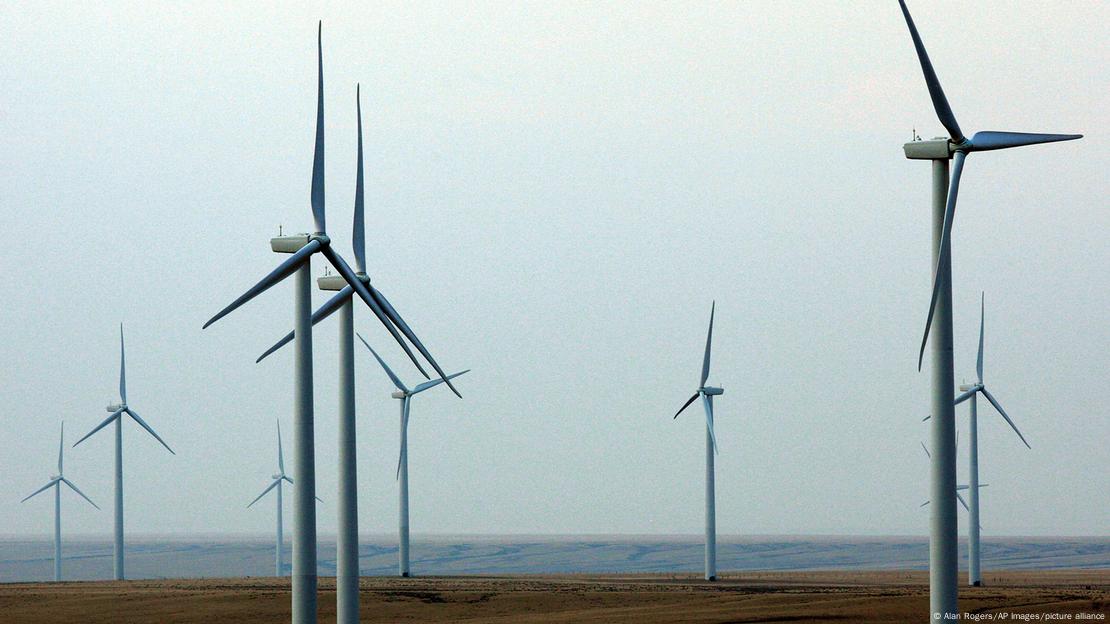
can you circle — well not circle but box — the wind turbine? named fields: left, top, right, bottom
left=74, top=324, right=173, bottom=581
left=896, top=1, right=1081, bottom=618
left=21, top=422, right=99, bottom=582
left=954, top=293, right=1029, bottom=586
left=203, top=25, right=458, bottom=624
left=248, top=421, right=295, bottom=577
left=672, top=301, right=723, bottom=582
left=254, top=85, right=374, bottom=624
left=357, top=334, right=468, bottom=577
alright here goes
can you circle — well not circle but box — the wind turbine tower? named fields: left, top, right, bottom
left=896, top=1, right=1080, bottom=617
left=74, top=325, right=174, bottom=581
left=21, top=422, right=99, bottom=582
left=672, top=302, right=724, bottom=581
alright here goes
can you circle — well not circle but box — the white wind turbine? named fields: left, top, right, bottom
left=21, top=422, right=99, bottom=582
left=203, top=24, right=458, bottom=624
left=672, top=301, right=724, bottom=581
left=256, top=86, right=369, bottom=624
left=954, top=293, right=1029, bottom=586
left=357, top=334, right=468, bottom=577
left=74, top=324, right=174, bottom=581
left=247, top=421, right=294, bottom=577
left=896, top=1, right=1081, bottom=617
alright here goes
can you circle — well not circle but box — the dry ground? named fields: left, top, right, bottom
left=0, top=570, right=1105, bottom=623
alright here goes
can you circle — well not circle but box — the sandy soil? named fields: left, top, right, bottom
left=0, top=570, right=1105, bottom=623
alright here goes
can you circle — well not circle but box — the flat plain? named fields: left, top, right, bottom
left=0, top=570, right=1106, bottom=623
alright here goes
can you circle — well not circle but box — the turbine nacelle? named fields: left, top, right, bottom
left=701, top=386, right=724, bottom=396
left=49, top=474, right=60, bottom=481
left=272, top=473, right=282, bottom=480
left=106, top=403, right=125, bottom=412
left=391, top=390, right=407, bottom=400
left=959, top=383, right=983, bottom=393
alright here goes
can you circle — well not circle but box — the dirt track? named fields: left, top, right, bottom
left=0, top=570, right=1106, bottom=623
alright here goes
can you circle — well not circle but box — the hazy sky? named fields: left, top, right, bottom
left=1, top=1, right=1106, bottom=540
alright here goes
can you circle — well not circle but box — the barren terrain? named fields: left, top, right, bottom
left=0, top=570, right=1106, bottom=623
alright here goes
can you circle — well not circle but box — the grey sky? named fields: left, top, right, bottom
left=1, top=1, right=1106, bottom=540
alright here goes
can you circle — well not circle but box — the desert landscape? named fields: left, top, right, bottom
left=0, top=570, right=1106, bottom=623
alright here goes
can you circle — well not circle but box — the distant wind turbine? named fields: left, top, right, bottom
left=954, top=293, right=1028, bottom=586
left=358, top=334, right=468, bottom=577
left=73, top=324, right=173, bottom=581
left=896, top=1, right=1081, bottom=617
left=672, top=302, right=724, bottom=581
left=21, top=422, right=99, bottom=582
left=248, top=421, right=294, bottom=577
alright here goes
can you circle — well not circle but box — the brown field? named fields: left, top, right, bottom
left=0, top=570, right=1106, bottom=623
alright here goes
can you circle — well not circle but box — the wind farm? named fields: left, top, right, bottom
left=0, top=2, right=1106, bottom=624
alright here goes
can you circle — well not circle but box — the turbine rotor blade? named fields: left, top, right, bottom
left=203, top=239, right=321, bottom=329
left=58, top=421, right=64, bottom=475
left=277, top=420, right=285, bottom=474
left=701, top=301, right=715, bottom=388
left=396, top=398, right=411, bottom=480
left=73, top=409, right=124, bottom=447
left=412, top=369, right=470, bottom=395
left=920, top=441, right=931, bottom=458
left=977, top=292, right=985, bottom=384
left=21, top=479, right=58, bottom=503
left=897, top=0, right=964, bottom=142
left=125, top=408, right=175, bottom=455
left=956, top=491, right=970, bottom=512
left=702, top=394, right=719, bottom=454
left=61, top=478, right=99, bottom=509
left=356, top=333, right=409, bottom=393
left=248, top=479, right=281, bottom=508
left=319, top=245, right=431, bottom=381
left=673, top=393, right=699, bottom=419
left=918, top=150, right=967, bottom=370
left=119, top=324, right=127, bottom=404
left=352, top=83, right=366, bottom=274
left=372, top=285, right=461, bottom=396
left=968, top=131, right=1083, bottom=153
left=283, top=476, right=294, bottom=485
left=310, top=21, right=325, bottom=234
left=256, top=286, right=353, bottom=363
left=981, top=387, right=1031, bottom=449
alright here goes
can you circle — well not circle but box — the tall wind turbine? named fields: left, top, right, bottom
left=896, top=1, right=1081, bottom=618
left=21, top=422, right=99, bottom=582
left=255, top=85, right=375, bottom=624
left=357, top=334, right=468, bottom=577
left=672, top=302, right=723, bottom=582
left=74, top=324, right=173, bottom=581
left=954, top=293, right=1029, bottom=586
left=248, top=421, right=295, bottom=577
left=203, top=25, right=457, bottom=624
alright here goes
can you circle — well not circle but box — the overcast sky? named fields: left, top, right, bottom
left=1, top=1, right=1106, bottom=540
